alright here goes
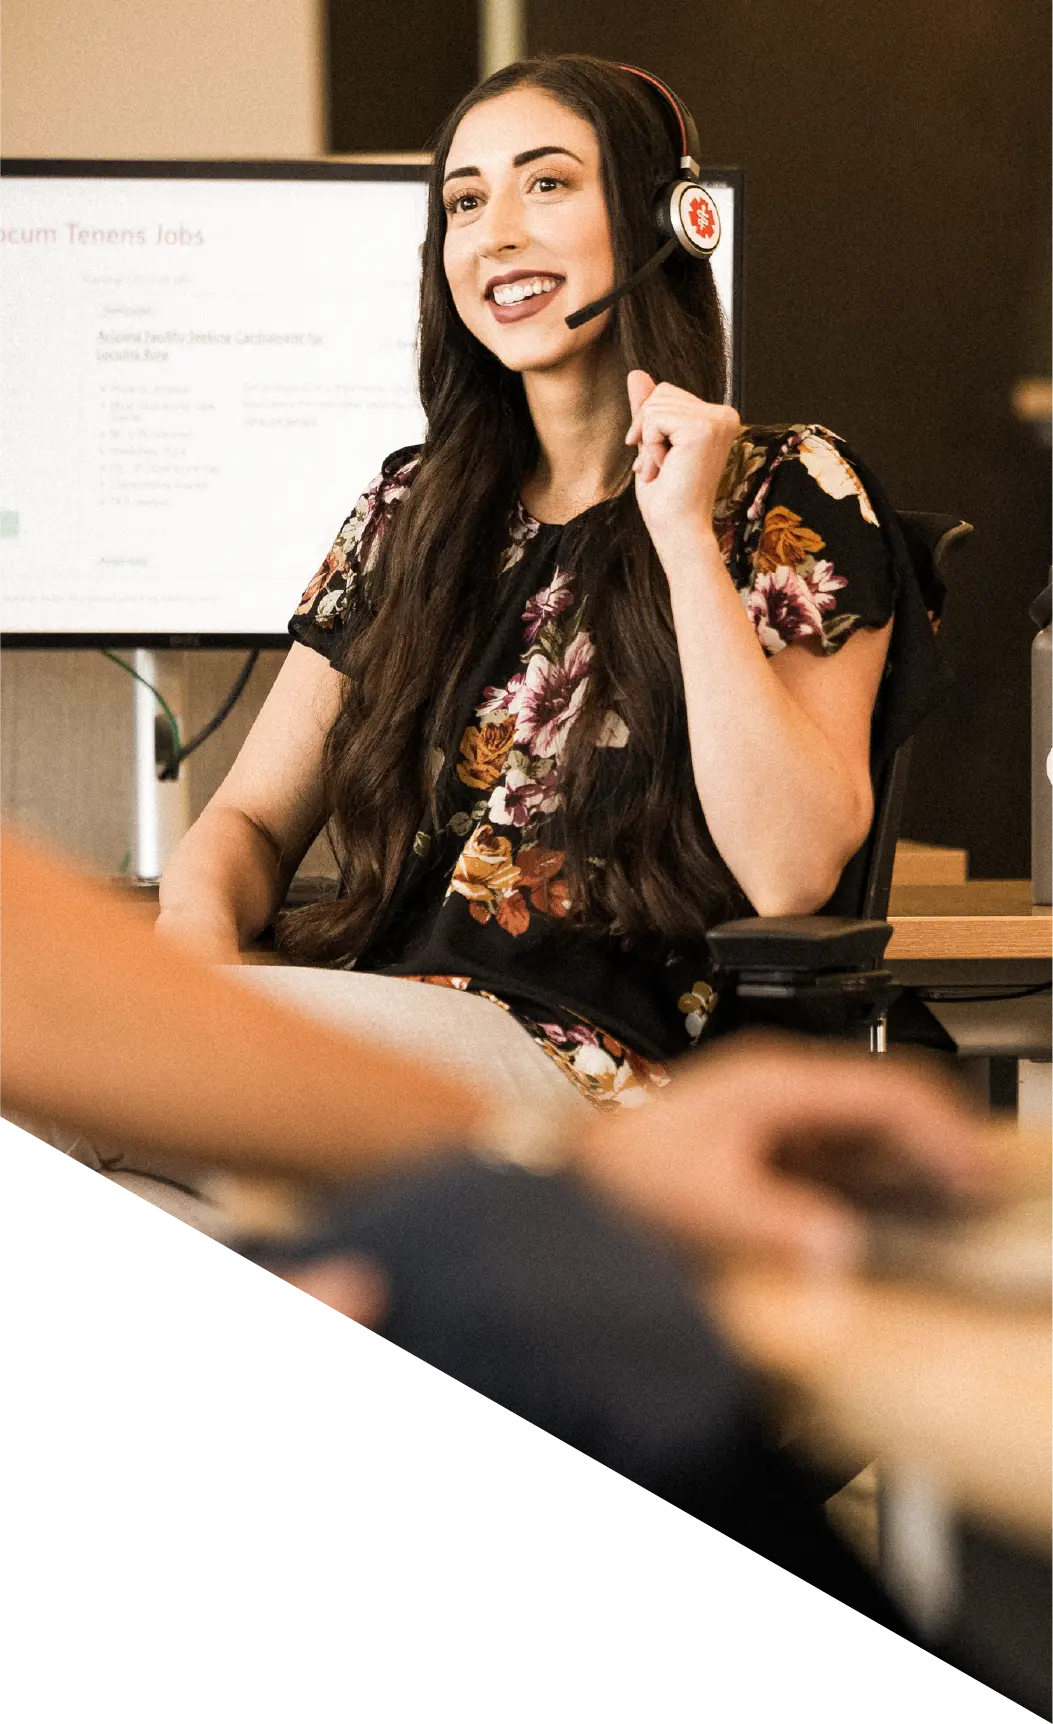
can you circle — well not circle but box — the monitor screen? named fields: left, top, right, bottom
left=0, top=161, right=742, bottom=645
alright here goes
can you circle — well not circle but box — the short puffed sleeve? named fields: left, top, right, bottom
left=288, top=445, right=422, bottom=663
left=716, top=424, right=949, bottom=763
left=727, top=426, right=897, bottom=656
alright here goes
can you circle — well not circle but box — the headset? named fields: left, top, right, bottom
left=564, top=65, right=721, bottom=330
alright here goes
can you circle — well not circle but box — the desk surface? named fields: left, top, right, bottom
left=716, top=1265, right=1051, bottom=1551
left=886, top=879, right=1052, bottom=961
left=119, top=872, right=1053, bottom=963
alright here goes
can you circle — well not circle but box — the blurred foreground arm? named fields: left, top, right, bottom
left=1, top=829, right=485, bottom=1176
left=286, top=1047, right=1006, bottom=1336
left=3, top=828, right=1001, bottom=1259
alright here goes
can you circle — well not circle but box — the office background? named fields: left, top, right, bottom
left=2, top=0, right=1049, bottom=880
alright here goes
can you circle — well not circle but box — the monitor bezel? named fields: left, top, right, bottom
left=0, top=156, right=744, bottom=649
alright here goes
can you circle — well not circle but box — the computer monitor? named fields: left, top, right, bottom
left=0, top=160, right=743, bottom=646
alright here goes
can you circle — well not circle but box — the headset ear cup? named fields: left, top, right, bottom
left=658, top=180, right=721, bottom=258
left=654, top=181, right=679, bottom=246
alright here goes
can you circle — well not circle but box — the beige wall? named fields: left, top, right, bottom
left=0, top=0, right=324, bottom=159
left=1, top=0, right=329, bottom=874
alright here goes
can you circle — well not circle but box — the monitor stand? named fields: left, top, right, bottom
left=133, top=649, right=190, bottom=883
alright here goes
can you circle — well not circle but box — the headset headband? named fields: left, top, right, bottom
left=618, top=64, right=701, bottom=179
left=563, top=62, right=718, bottom=329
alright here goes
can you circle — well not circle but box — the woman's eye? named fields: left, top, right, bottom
left=445, top=192, right=481, bottom=217
left=529, top=175, right=567, bottom=195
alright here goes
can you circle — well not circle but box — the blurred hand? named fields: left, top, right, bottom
left=279, top=1254, right=390, bottom=1328
left=573, top=1034, right=1000, bottom=1271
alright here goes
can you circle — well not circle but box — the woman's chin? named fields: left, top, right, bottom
left=471, top=324, right=565, bottom=371
left=484, top=328, right=613, bottom=377
left=459, top=293, right=606, bottom=372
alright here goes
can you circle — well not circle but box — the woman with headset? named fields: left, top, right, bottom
left=158, top=55, right=944, bottom=1112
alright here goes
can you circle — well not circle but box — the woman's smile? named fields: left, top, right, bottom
left=486, top=270, right=565, bottom=322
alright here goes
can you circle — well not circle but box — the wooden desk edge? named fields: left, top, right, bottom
left=887, top=914, right=1053, bottom=961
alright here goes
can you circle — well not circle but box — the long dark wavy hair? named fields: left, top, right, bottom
left=279, top=54, right=746, bottom=966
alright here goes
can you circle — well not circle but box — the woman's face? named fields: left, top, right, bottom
left=442, top=86, right=616, bottom=374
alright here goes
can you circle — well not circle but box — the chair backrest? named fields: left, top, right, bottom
left=858, top=737, right=915, bottom=919
left=827, top=510, right=972, bottom=921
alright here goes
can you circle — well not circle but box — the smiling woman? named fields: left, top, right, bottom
left=157, top=54, right=946, bottom=1108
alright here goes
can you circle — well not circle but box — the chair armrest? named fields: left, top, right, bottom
left=704, top=917, right=897, bottom=1040
left=705, top=916, right=892, bottom=974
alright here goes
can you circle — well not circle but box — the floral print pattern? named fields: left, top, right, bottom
left=522, top=566, right=576, bottom=643
left=713, top=435, right=767, bottom=564
left=480, top=627, right=594, bottom=759
left=796, top=433, right=879, bottom=525
left=440, top=568, right=598, bottom=972
left=456, top=716, right=515, bottom=791
left=487, top=761, right=561, bottom=828
left=448, top=826, right=571, bottom=936
left=524, top=1016, right=671, bottom=1106
left=293, top=452, right=420, bottom=630
left=753, top=505, right=826, bottom=573
left=709, top=426, right=890, bottom=655
left=400, top=978, right=671, bottom=1107
left=677, top=979, right=719, bottom=1043
left=499, top=501, right=542, bottom=574
left=289, top=423, right=934, bottom=1107
left=743, top=501, right=851, bottom=654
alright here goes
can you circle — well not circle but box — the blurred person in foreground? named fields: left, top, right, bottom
left=1, top=826, right=1000, bottom=1634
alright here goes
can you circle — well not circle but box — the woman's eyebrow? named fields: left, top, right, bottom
left=443, top=146, right=583, bottom=186
left=512, top=146, right=583, bottom=168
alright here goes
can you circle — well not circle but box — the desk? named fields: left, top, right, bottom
left=715, top=1266, right=1052, bottom=1553
left=883, top=881, right=1051, bottom=1111
left=892, top=839, right=969, bottom=886
left=715, top=1252, right=1053, bottom=1712
left=242, top=904, right=1049, bottom=1081
left=886, top=879, right=1052, bottom=963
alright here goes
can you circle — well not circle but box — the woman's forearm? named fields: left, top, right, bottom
left=660, top=528, right=872, bottom=913
left=157, top=803, right=292, bottom=961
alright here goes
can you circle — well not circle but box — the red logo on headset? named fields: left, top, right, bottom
left=686, top=193, right=716, bottom=242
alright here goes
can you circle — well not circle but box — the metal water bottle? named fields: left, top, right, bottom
left=1031, top=581, right=1052, bottom=904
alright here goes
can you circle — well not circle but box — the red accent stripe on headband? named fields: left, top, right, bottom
left=618, top=64, right=689, bottom=160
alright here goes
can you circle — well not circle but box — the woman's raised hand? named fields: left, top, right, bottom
left=625, top=369, right=740, bottom=560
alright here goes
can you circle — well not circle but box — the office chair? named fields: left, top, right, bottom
left=705, top=513, right=973, bottom=1051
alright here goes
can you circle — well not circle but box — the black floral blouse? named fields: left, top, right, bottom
left=290, top=426, right=947, bottom=1106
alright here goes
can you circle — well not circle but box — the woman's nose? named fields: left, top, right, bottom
left=476, top=183, right=527, bottom=256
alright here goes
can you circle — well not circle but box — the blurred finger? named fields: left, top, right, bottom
left=755, top=1043, right=998, bottom=1201
left=699, top=1160, right=868, bottom=1269
left=281, top=1252, right=390, bottom=1327
left=681, top=1034, right=998, bottom=1201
